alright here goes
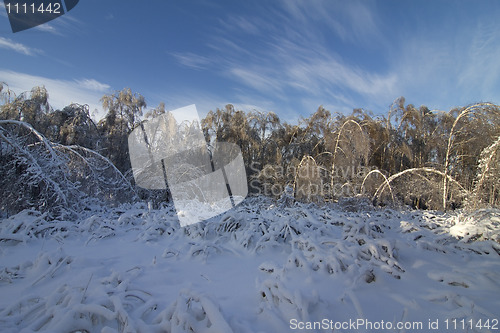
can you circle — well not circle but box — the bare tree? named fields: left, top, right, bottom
left=99, top=88, right=147, bottom=172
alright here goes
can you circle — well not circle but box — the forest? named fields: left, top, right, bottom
left=1, top=83, right=499, bottom=219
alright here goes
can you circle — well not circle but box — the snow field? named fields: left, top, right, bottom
left=0, top=197, right=499, bottom=332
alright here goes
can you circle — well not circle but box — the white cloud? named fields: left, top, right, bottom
left=203, top=0, right=396, bottom=115
left=171, top=52, right=212, bottom=70
left=457, top=22, right=500, bottom=101
left=278, top=0, right=384, bottom=46
left=35, top=12, right=84, bottom=36
left=391, top=17, right=500, bottom=111
left=286, top=57, right=397, bottom=98
left=35, top=23, right=60, bottom=35
left=206, top=36, right=255, bottom=59
left=0, top=70, right=110, bottom=119
left=75, top=79, right=111, bottom=92
left=0, top=37, right=40, bottom=56
left=207, top=0, right=500, bottom=116
left=229, top=67, right=284, bottom=97
left=223, top=32, right=397, bottom=114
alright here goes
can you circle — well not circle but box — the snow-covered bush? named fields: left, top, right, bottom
left=1, top=196, right=499, bottom=332
left=0, top=120, right=135, bottom=219
left=468, top=136, right=500, bottom=209
left=451, top=209, right=500, bottom=243
left=294, top=156, right=323, bottom=204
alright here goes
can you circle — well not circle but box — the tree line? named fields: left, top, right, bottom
left=1, top=83, right=499, bottom=216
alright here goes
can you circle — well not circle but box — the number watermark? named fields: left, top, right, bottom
left=3, top=0, right=79, bottom=33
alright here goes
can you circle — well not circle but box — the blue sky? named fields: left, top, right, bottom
left=1, top=0, right=499, bottom=122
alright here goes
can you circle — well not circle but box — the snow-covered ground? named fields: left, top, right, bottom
left=0, top=196, right=499, bottom=332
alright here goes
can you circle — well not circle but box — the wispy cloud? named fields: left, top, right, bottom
left=171, top=52, right=212, bottom=70
left=0, top=70, right=111, bottom=118
left=206, top=35, right=254, bottom=58
left=0, top=2, right=6, bottom=17
left=36, top=13, right=84, bottom=36
left=226, top=47, right=397, bottom=114
left=218, top=15, right=261, bottom=35
left=205, top=0, right=500, bottom=115
left=278, top=0, right=384, bottom=46
left=337, top=1, right=382, bottom=45
left=203, top=1, right=396, bottom=114
left=0, top=37, right=40, bottom=56
left=35, top=23, right=61, bottom=35
left=181, top=0, right=398, bottom=116
left=229, top=67, right=284, bottom=97
left=75, top=79, right=111, bottom=92
left=391, top=14, right=500, bottom=111
left=457, top=21, right=500, bottom=100
left=285, top=53, right=397, bottom=98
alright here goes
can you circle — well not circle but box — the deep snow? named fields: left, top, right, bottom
left=0, top=197, right=499, bottom=332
